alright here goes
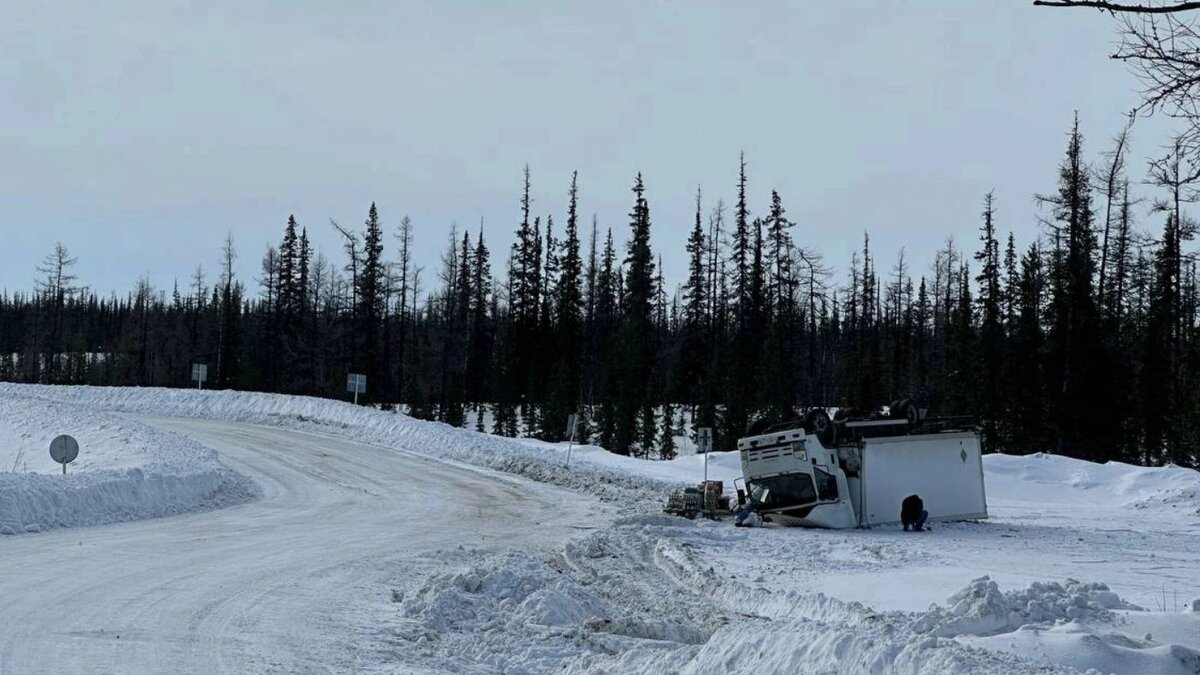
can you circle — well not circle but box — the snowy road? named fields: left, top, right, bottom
left=0, top=416, right=598, bottom=674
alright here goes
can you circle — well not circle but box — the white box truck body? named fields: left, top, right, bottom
left=857, top=432, right=987, bottom=526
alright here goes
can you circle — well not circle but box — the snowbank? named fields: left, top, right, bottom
left=961, top=621, right=1200, bottom=675
left=911, top=576, right=1138, bottom=637
left=516, top=436, right=745, bottom=487
left=613, top=516, right=1200, bottom=675
left=919, top=577, right=1200, bottom=674
left=395, top=515, right=1077, bottom=674
left=0, top=387, right=258, bottom=534
left=0, top=384, right=674, bottom=506
left=381, top=540, right=720, bottom=673
left=985, top=451, right=1200, bottom=515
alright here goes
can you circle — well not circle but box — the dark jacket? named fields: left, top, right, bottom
left=901, top=494, right=924, bottom=525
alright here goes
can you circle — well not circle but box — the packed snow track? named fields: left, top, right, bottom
left=0, top=416, right=597, bottom=674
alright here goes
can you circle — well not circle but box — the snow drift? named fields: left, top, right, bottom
left=0, top=383, right=674, bottom=505
left=0, top=387, right=257, bottom=534
left=911, top=576, right=1138, bottom=637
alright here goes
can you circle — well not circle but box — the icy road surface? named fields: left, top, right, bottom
left=0, top=416, right=599, bottom=674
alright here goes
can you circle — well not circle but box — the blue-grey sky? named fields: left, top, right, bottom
left=0, top=1, right=1175, bottom=297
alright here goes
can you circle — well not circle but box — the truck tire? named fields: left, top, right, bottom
left=746, top=418, right=770, bottom=436
left=805, top=409, right=835, bottom=447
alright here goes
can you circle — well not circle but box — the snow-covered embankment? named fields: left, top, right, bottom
left=0, top=386, right=258, bottom=534
left=2, top=383, right=676, bottom=505
left=0, top=382, right=678, bottom=535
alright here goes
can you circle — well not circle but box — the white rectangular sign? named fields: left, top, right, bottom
left=696, top=427, right=713, bottom=454
left=191, top=363, right=208, bottom=382
left=346, top=373, right=367, bottom=394
left=566, top=414, right=578, bottom=440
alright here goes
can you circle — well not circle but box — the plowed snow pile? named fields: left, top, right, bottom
left=381, top=517, right=1193, bottom=674
left=912, top=576, right=1137, bottom=637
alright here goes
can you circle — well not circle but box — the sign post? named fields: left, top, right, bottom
left=49, top=434, right=80, bottom=475
left=191, top=363, right=208, bottom=390
left=346, top=373, right=367, bottom=405
left=565, top=414, right=579, bottom=467
left=696, top=427, right=713, bottom=483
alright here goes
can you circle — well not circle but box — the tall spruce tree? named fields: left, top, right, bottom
left=974, top=193, right=1002, bottom=448
left=1040, top=116, right=1108, bottom=459
left=544, top=173, right=585, bottom=439
left=356, top=203, right=386, bottom=402
left=612, top=173, right=655, bottom=455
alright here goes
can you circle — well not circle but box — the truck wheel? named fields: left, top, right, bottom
left=746, top=418, right=770, bottom=436
left=806, top=409, right=834, bottom=447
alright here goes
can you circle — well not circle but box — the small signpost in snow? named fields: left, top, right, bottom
left=346, top=373, right=367, bottom=405
left=191, top=363, right=208, bottom=390
left=696, top=427, right=713, bottom=483
left=564, top=414, right=579, bottom=467
left=49, top=434, right=79, bottom=475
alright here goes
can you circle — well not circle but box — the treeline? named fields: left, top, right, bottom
left=2, top=118, right=1198, bottom=467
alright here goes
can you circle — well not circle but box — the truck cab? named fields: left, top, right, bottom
left=737, top=426, right=858, bottom=528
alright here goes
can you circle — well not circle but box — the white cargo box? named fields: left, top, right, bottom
left=858, top=432, right=987, bottom=526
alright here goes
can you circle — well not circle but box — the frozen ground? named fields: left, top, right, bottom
left=0, top=415, right=604, bottom=673
left=1, top=383, right=1198, bottom=673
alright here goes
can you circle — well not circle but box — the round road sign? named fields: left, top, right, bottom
left=49, top=435, right=80, bottom=464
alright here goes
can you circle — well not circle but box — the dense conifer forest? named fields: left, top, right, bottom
left=3, top=119, right=1198, bottom=466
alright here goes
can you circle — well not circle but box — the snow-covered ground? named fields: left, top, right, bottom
left=1, top=383, right=1198, bottom=674
left=0, top=386, right=258, bottom=534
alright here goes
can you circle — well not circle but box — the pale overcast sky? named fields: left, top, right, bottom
left=0, top=1, right=1176, bottom=296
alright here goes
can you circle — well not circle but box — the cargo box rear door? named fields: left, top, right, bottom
left=860, top=432, right=987, bottom=527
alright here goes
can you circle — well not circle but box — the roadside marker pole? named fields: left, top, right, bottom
left=565, top=414, right=578, bottom=467
left=697, top=427, right=713, bottom=483
left=696, top=426, right=713, bottom=517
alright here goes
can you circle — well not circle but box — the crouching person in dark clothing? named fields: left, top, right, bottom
left=901, top=494, right=928, bottom=532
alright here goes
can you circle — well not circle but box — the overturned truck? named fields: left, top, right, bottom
left=735, top=404, right=988, bottom=528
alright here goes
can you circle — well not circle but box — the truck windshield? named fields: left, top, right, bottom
left=748, top=474, right=818, bottom=509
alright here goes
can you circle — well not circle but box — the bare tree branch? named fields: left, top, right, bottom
left=1044, top=4, right=1200, bottom=162
left=1034, top=1, right=1200, bottom=13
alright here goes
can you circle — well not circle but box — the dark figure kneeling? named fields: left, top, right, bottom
left=901, top=494, right=928, bottom=532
